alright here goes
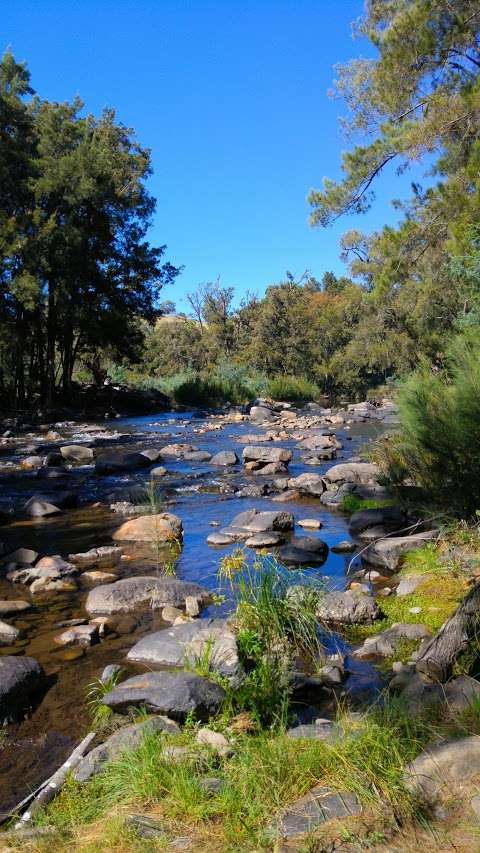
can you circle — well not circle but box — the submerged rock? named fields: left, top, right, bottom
left=60, top=444, right=95, bottom=463
left=278, top=536, right=328, bottom=566
left=0, top=655, right=44, bottom=724
left=95, top=451, right=152, bottom=475
left=103, top=671, right=225, bottom=721
left=0, top=619, right=20, bottom=645
left=210, top=450, right=239, bottom=466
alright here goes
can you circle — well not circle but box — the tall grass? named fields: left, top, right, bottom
left=265, top=374, right=320, bottom=403
left=218, top=552, right=325, bottom=726
left=380, top=332, right=480, bottom=516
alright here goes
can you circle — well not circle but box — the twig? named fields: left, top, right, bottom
left=14, top=731, right=96, bottom=828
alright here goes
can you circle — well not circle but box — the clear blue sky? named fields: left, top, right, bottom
left=3, top=1, right=419, bottom=311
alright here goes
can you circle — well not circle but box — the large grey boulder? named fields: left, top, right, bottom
left=207, top=508, right=294, bottom=546
left=127, top=618, right=241, bottom=680
left=297, top=434, right=339, bottom=452
left=103, top=671, right=226, bottom=721
left=349, top=505, right=407, bottom=537
left=278, top=536, right=328, bottom=567
left=95, top=451, right=152, bottom=475
left=362, top=530, right=438, bottom=571
left=323, top=462, right=380, bottom=485
left=85, top=575, right=210, bottom=616
left=242, top=446, right=293, bottom=465
left=0, top=656, right=44, bottom=724
left=210, top=451, right=239, bottom=466
left=250, top=405, right=276, bottom=423
left=287, top=473, right=325, bottom=496
left=112, top=512, right=183, bottom=542
left=74, top=716, right=180, bottom=782
left=404, top=735, right=480, bottom=800
left=316, top=590, right=381, bottom=625
left=354, top=622, right=431, bottom=659
left=60, top=444, right=95, bottom=463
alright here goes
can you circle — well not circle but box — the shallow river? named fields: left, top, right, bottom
left=0, top=408, right=385, bottom=816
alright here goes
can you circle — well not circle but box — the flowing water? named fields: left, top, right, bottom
left=0, top=409, right=385, bottom=816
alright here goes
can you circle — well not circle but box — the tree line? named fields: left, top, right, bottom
left=0, top=50, right=179, bottom=408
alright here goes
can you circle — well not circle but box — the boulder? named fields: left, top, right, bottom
left=112, top=512, right=183, bottom=542
left=331, top=540, right=356, bottom=553
left=23, top=496, right=62, bottom=517
left=242, top=446, right=292, bottom=464
left=363, top=530, right=438, bottom=571
left=210, top=451, right=239, bottom=466
left=251, top=461, right=288, bottom=475
left=103, top=671, right=225, bottom=721
left=54, top=623, right=99, bottom=646
left=140, top=448, right=162, bottom=462
left=160, top=443, right=196, bottom=458
left=60, top=445, right=95, bottom=463
left=316, top=590, right=381, bottom=625
left=348, top=505, right=406, bottom=537
left=3, top=547, right=38, bottom=566
left=20, top=455, right=43, bottom=469
left=0, top=619, right=20, bottom=645
left=250, top=405, right=276, bottom=423
left=0, top=600, right=32, bottom=616
left=150, top=465, right=168, bottom=478
left=354, top=623, right=431, bottom=659
left=269, top=784, right=362, bottom=839
left=127, top=618, right=241, bottom=680
left=95, top=451, right=152, bottom=475
left=323, top=462, right=380, bottom=485
left=68, top=546, right=122, bottom=570
left=404, top=735, right=480, bottom=800
left=278, top=536, right=328, bottom=567
left=85, top=575, right=210, bottom=616
left=183, top=450, right=212, bottom=462
left=298, top=519, right=322, bottom=530
left=30, top=577, right=77, bottom=594
left=245, top=532, right=284, bottom=548
left=287, top=473, right=325, bottom=496
left=207, top=508, right=294, bottom=546
left=74, top=716, right=180, bottom=782
left=0, top=656, right=44, bottom=724
left=297, top=435, right=339, bottom=452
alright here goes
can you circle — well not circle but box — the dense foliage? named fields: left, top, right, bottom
left=0, top=51, right=179, bottom=407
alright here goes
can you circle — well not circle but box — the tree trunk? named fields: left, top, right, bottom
left=415, top=581, right=480, bottom=682
left=45, top=279, right=56, bottom=407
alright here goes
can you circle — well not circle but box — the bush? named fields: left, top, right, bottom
left=381, top=331, right=480, bottom=516
left=265, top=374, right=320, bottom=402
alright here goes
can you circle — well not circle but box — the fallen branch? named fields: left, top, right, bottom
left=415, top=581, right=480, bottom=682
left=14, top=731, right=96, bottom=828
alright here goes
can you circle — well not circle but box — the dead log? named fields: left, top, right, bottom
left=415, top=580, right=480, bottom=682
left=14, top=731, right=96, bottom=828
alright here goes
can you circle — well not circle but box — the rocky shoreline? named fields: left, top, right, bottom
left=1, top=396, right=479, bottom=847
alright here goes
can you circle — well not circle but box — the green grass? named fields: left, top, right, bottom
left=217, top=552, right=325, bottom=726
left=340, top=494, right=395, bottom=514
left=86, top=670, right=124, bottom=730
left=29, top=697, right=460, bottom=852
left=265, top=374, right=320, bottom=403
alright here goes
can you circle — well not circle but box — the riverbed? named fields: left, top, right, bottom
left=0, top=406, right=387, bottom=816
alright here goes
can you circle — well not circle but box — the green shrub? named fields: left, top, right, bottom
left=265, top=374, right=320, bottom=402
left=381, top=331, right=480, bottom=516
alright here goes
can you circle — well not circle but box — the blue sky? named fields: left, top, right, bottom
left=3, top=1, right=421, bottom=311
